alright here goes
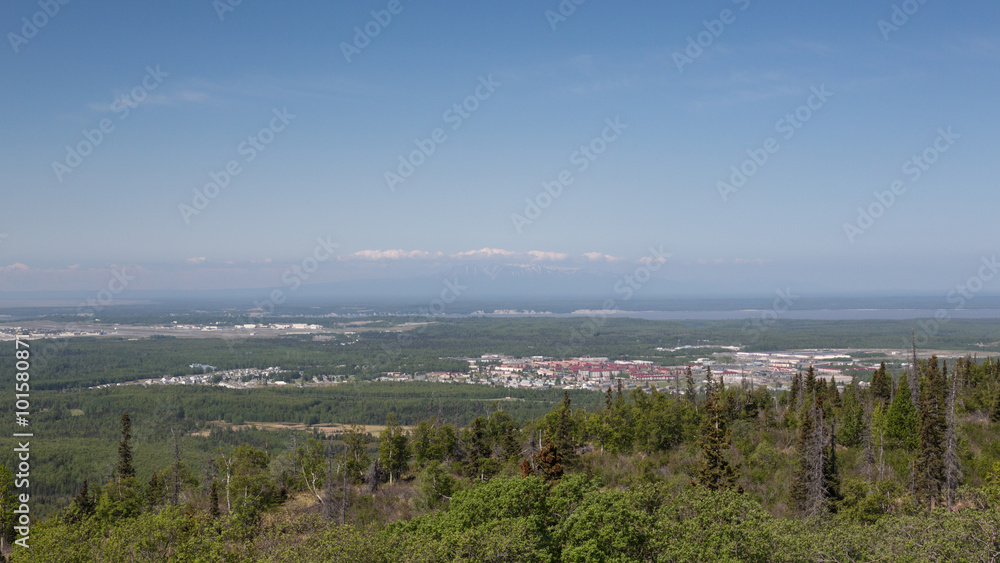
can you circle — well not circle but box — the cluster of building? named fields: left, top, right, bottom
left=0, top=326, right=107, bottom=340
left=89, top=366, right=302, bottom=390
left=376, top=349, right=886, bottom=393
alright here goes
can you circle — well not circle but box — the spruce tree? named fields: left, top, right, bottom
left=209, top=480, right=220, bottom=518
left=789, top=371, right=801, bottom=410
left=554, top=391, right=578, bottom=467
left=990, top=390, right=1000, bottom=424
left=943, top=361, right=962, bottom=508
left=823, top=423, right=841, bottom=506
left=871, top=362, right=891, bottom=405
left=805, top=365, right=817, bottom=397
left=685, top=367, right=696, bottom=405
left=695, top=369, right=739, bottom=491
left=792, top=395, right=834, bottom=516
left=886, top=377, right=918, bottom=449
left=68, top=480, right=95, bottom=522
left=790, top=401, right=815, bottom=511
left=839, top=382, right=865, bottom=447
left=146, top=472, right=163, bottom=509
left=117, top=413, right=136, bottom=482
left=915, top=355, right=947, bottom=506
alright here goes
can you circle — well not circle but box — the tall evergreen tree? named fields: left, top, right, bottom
left=790, top=400, right=815, bottom=511
left=943, top=361, right=962, bottom=509
left=823, top=422, right=841, bottom=506
left=792, top=396, right=835, bottom=516
left=839, top=381, right=865, bottom=447
left=789, top=370, right=802, bottom=411
left=990, top=389, right=1000, bottom=424
left=871, top=362, right=891, bottom=405
left=829, top=377, right=841, bottom=408
left=67, top=479, right=94, bottom=523
left=554, top=390, right=578, bottom=467
left=804, top=365, right=817, bottom=398
left=886, top=377, right=918, bottom=449
left=145, top=472, right=163, bottom=509
left=171, top=429, right=181, bottom=506
left=909, top=332, right=921, bottom=408
left=462, top=417, right=492, bottom=480
left=117, top=413, right=136, bottom=483
left=685, top=367, right=696, bottom=405
left=915, top=355, right=947, bottom=506
left=209, top=480, right=220, bottom=518
left=695, top=369, right=739, bottom=491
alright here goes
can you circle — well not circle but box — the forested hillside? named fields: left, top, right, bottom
left=7, top=356, right=1000, bottom=561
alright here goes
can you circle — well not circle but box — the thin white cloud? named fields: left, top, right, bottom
left=0, top=263, right=30, bottom=272
left=343, top=249, right=444, bottom=261
left=450, top=248, right=518, bottom=260
left=527, top=250, right=569, bottom=261
left=639, top=256, right=668, bottom=265
left=583, top=252, right=624, bottom=262
left=337, top=248, right=571, bottom=262
left=186, top=257, right=207, bottom=265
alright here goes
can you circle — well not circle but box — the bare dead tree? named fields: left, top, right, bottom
left=171, top=429, right=180, bottom=506
left=805, top=404, right=828, bottom=517
left=861, top=397, right=876, bottom=491
left=364, top=459, right=385, bottom=495
left=909, top=331, right=920, bottom=408
left=323, top=446, right=336, bottom=521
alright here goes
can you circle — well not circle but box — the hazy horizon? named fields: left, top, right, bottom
left=3, top=0, right=998, bottom=298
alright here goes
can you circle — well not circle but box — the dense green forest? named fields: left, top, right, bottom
left=0, top=382, right=600, bottom=516
left=7, top=354, right=1000, bottom=561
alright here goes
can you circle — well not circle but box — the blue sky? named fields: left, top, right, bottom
left=1, top=0, right=999, bottom=295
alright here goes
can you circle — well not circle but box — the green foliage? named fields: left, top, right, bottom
left=378, top=413, right=410, bottom=485
left=654, top=487, right=777, bottom=562
left=414, top=461, right=456, bottom=512
left=871, top=362, right=892, bottom=405
left=839, top=381, right=865, bottom=447
left=696, top=369, right=739, bottom=491
left=887, top=377, right=918, bottom=449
